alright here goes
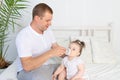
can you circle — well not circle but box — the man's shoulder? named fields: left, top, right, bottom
left=17, top=26, right=30, bottom=35
left=16, top=26, right=31, bottom=39
left=19, top=26, right=30, bottom=32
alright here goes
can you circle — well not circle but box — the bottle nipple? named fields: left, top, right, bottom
left=66, top=48, right=71, bottom=55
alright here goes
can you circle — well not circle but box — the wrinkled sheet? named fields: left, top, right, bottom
left=85, top=64, right=120, bottom=80
left=0, top=62, right=120, bottom=80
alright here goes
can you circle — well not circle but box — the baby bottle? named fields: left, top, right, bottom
left=65, top=48, right=71, bottom=55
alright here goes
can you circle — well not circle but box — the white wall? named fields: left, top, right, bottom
left=112, top=0, right=120, bottom=62
left=15, top=0, right=114, bottom=27
left=7, top=0, right=120, bottom=62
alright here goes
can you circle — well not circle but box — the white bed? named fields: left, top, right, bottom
left=0, top=25, right=120, bottom=80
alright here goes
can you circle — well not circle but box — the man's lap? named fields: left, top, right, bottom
left=17, top=64, right=60, bottom=80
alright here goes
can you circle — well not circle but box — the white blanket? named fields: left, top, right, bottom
left=86, top=64, right=120, bottom=80
left=0, top=61, right=120, bottom=80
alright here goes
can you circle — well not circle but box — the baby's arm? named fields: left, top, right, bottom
left=70, top=64, right=85, bottom=80
left=52, top=64, right=65, bottom=80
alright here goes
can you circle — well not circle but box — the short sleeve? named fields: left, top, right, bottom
left=16, top=35, right=32, bottom=57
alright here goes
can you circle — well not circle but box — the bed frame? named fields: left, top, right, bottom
left=52, top=25, right=112, bottom=42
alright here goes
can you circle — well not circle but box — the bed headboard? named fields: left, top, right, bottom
left=52, top=25, right=112, bottom=42
left=52, top=25, right=117, bottom=64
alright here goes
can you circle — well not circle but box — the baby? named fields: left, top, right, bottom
left=52, top=39, right=85, bottom=80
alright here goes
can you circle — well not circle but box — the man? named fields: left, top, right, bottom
left=16, top=3, right=66, bottom=80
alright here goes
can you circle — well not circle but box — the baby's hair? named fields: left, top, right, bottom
left=71, top=39, right=85, bottom=56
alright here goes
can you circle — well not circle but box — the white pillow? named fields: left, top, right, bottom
left=91, top=37, right=116, bottom=64
left=70, top=36, right=93, bottom=64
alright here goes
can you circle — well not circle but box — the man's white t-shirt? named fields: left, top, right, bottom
left=62, top=57, right=84, bottom=79
left=16, top=25, right=56, bottom=71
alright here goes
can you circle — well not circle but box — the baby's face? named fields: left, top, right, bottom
left=69, top=43, right=81, bottom=57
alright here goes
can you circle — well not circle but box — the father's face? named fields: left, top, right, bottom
left=39, top=11, right=53, bottom=31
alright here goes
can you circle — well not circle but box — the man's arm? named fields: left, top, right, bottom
left=21, top=45, right=65, bottom=72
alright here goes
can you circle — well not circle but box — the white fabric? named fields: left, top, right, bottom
left=91, top=37, right=117, bottom=64
left=0, top=58, right=18, bottom=80
left=16, top=25, right=56, bottom=71
left=62, top=57, right=84, bottom=79
left=1, top=59, right=120, bottom=80
left=70, top=36, right=93, bottom=63
left=86, top=63, right=120, bottom=80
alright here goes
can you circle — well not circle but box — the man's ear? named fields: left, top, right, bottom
left=34, top=16, right=38, bottom=21
left=34, top=16, right=41, bottom=21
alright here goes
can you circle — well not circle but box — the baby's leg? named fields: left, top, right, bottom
left=58, top=69, right=66, bottom=80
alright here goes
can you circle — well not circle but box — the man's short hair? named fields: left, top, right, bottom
left=32, top=3, right=53, bottom=19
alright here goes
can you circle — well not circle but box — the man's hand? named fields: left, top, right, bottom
left=51, top=46, right=66, bottom=57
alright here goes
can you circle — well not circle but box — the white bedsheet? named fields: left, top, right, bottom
left=0, top=59, right=17, bottom=80
left=0, top=61, right=120, bottom=80
left=86, top=64, right=120, bottom=80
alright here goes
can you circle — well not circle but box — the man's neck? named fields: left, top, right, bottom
left=30, top=21, right=44, bottom=34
